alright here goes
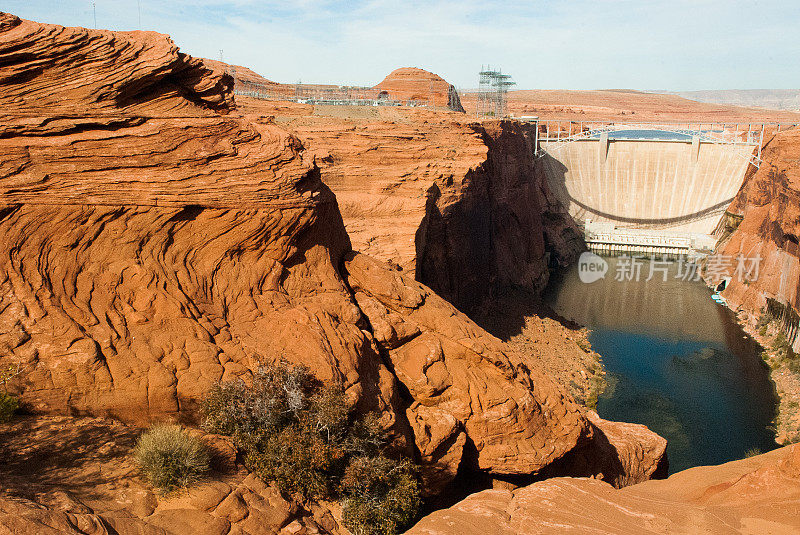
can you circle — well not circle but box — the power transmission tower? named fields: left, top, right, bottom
left=477, top=66, right=515, bottom=118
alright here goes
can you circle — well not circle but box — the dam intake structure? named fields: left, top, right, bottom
left=534, top=121, right=797, bottom=254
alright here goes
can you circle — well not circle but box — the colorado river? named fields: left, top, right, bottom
left=543, top=255, right=778, bottom=472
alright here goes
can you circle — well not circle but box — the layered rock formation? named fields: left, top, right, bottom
left=0, top=12, right=659, bottom=498
left=409, top=443, right=800, bottom=534
left=343, top=252, right=588, bottom=487
left=541, top=411, right=668, bottom=488
left=0, top=12, right=387, bottom=429
left=374, top=67, right=465, bottom=112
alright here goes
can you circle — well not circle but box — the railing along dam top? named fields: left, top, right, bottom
left=532, top=120, right=798, bottom=168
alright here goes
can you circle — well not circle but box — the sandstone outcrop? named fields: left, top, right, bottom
left=343, top=252, right=589, bottom=487
left=0, top=12, right=657, bottom=497
left=0, top=12, right=401, bottom=433
left=408, top=443, right=800, bottom=534
left=344, top=253, right=667, bottom=491
left=374, top=67, right=464, bottom=112
left=539, top=411, right=668, bottom=488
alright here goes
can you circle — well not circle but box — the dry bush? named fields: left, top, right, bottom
left=0, top=392, right=18, bottom=423
left=134, top=424, right=210, bottom=493
left=202, top=362, right=420, bottom=533
left=341, top=455, right=421, bottom=535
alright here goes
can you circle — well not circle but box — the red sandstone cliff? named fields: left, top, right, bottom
left=0, top=12, right=660, bottom=499
left=716, top=128, right=800, bottom=318
left=713, top=127, right=800, bottom=443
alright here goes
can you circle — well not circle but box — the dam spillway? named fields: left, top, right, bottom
left=536, top=124, right=764, bottom=248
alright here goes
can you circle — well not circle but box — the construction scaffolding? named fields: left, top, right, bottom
left=477, top=66, right=515, bottom=118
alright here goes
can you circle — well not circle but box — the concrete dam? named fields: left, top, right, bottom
left=536, top=123, right=764, bottom=252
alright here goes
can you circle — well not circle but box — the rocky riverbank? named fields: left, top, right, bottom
left=709, top=127, right=800, bottom=446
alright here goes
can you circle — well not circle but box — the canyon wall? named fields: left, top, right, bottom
left=0, top=12, right=663, bottom=496
left=715, top=128, right=800, bottom=324
left=713, top=127, right=800, bottom=444
left=237, top=99, right=584, bottom=313
left=415, top=121, right=585, bottom=311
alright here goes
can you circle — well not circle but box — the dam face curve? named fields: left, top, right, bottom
left=538, top=127, right=759, bottom=242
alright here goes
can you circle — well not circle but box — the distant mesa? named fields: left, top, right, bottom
left=374, top=67, right=465, bottom=112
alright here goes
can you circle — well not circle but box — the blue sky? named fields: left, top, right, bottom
left=4, top=1, right=800, bottom=90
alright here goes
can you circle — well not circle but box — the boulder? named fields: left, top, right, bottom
left=344, top=252, right=589, bottom=486
left=408, top=444, right=800, bottom=534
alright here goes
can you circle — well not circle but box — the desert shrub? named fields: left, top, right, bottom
left=246, top=421, right=345, bottom=498
left=202, top=362, right=420, bottom=533
left=772, top=331, right=793, bottom=357
left=202, top=364, right=353, bottom=499
left=744, top=447, right=762, bottom=458
left=202, top=364, right=317, bottom=443
left=756, top=311, right=771, bottom=330
left=788, top=354, right=800, bottom=375
left=767, top=331, right=800, bottom=373
left=0, top=361, right=26, bottom=423
left=202, top=364, right=387, bottom=498
left=341, top=456, right=421, bottom=535
left=0, top=392, right=18, bottom=423
left=134, top=424, right=210, bottom=493
left=584, top=374, right=606, bottom=410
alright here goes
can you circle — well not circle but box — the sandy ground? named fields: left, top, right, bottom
left=460, top=89, right=800, bottom=123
